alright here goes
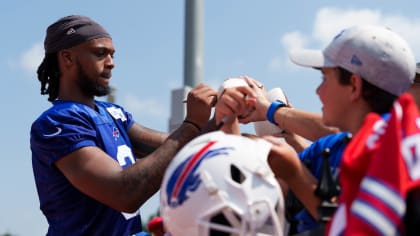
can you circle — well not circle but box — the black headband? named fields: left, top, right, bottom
left=44, top=15, right=111, bottom=53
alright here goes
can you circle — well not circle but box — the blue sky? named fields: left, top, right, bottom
left=2, top=1, right=420, bottom=235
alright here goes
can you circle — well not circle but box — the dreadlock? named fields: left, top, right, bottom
left=37, top=53, right=60, bottom=102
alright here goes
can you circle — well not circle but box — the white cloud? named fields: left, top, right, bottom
left=281, top=31, right=308, bottom=51
left=20, top=43, right=44, bottom=74
left=277, top=7, right=420, bottom=70
left=312, top=7, right=382, bottom=46
left=277, top=31, right=309, bottom=70
left=313, top=7, right=420, bottom=57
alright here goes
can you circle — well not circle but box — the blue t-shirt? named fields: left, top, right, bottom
left=294, top=132, right=350, bottom=233
left=31, top=100, right=142, bottom=236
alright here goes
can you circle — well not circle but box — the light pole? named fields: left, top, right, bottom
left=168, top=0, right=204, bottom=132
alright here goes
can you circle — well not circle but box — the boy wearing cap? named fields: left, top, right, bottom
left=30, top=15, right=218, bottom=235
left=337, top=63, right=420, bottom=235
left=269, top=25, right=415, bottom=235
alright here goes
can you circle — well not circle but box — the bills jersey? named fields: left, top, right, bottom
left=329, top=93, right=420, bottom=235
left=30, top=100, right=141, bottom=235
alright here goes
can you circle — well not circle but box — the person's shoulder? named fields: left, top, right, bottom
left=95, top=100, right=130, bottom=113
left=33, top=100, right=95, bottom=126
left=49, top=100, right=92, bottom=116
left=299, top=132, right=350, bottom=162
left=304, top=132, right=350, bottom=152
left=317, top=132, right=350, bottom=143
left=95, top=100, right=111, bottom=107
left=30, top=102, right=85, bottom=137
left=95, top=100, right=124, bottom=109
left=33, top=101, right=68, bottom=121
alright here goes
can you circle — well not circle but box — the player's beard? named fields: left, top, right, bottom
left=76, top=61, right=110, bottom=97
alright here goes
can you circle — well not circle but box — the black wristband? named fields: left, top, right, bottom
left=183, top=119, right=201, bottom=132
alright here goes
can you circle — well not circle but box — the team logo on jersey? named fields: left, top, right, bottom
left=165, top=141, right=233, bottom=208
left=112, top=127, right=120, bottom=140
left=43, top=127, right=62, bottom=137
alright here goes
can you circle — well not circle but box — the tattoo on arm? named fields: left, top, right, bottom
left=123, top=122, right=200, bottom=206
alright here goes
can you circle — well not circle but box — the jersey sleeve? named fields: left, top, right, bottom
left=298, top=141, right=319, bottom=169
left=30, top=107, right=98, bottom=166
left=298, top=133, right=347, bottom=179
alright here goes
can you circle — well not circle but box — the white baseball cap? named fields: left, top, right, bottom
left=289, top=25, right=416, bottom=96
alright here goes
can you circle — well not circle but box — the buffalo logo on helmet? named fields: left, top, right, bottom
left=165, top=141, right=234, bottom=207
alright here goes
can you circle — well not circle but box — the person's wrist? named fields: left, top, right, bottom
left=266, top=100, right=287, bottom=125
left=183, top=119, right=201, bottom=132
left=260, top=100, right=271, bottom=118
left=202, top=117, right=219, bottom=132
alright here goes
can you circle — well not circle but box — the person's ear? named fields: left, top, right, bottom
left=59, top=50, right=73, bottom=65
left=349, top=74, right=363, bottom=101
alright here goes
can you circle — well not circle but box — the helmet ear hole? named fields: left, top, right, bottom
left=275, top=200, right=280, bottom=212
left=209, top=213, right=232, bottom=236
left=209, top=210, right=242, bottom=236
left=230, top=164, right=246, bottom=184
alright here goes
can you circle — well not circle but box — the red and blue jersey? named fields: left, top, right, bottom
left=329, top=93, right=420, bottom=235
left=30, top=100, right=141, bottom=235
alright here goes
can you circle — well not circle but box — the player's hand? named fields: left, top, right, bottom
left=185, top=83, right=218, bottom=130
left=238, top=76, right=271, bottom=124
left=214, top=84, right=256, bottom=125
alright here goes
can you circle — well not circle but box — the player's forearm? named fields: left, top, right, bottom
left=286, top=166, right=321, bottom=219
left=267, top=149, right=320, bottom=219
left=219, top=118, right=241, bottom=135
left=276, top=108, right=338, bottom=141
left=283, top=132, right=310, bottom=153
left=129, top=124, right=169, bottom=158
left=121, top=122, right=200, bottom=211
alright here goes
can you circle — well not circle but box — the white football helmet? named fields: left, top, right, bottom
left=160, top=131, right=287, bottom=236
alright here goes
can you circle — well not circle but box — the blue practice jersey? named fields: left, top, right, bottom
left=294, top=132, right=350, bottom=233
left=31, top=100, right=142, bottom=236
